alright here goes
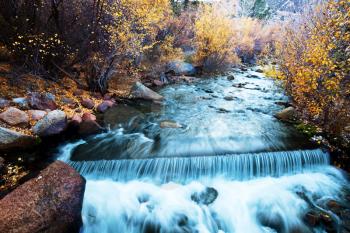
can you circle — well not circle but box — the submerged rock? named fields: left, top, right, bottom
left=275, top=107, right=297, bottom=123
left=0, top=127, right=37, bottom=151
left=227, top=75, right=235, bottom=81
left=97, top=100, right=114, bottom=113
left=191, top=187, right=218, bottom=205
left=166, top=61, right=196, bottom=76
left=0, top=107, right=29, bottom=126
left=32, top=110, right=67, bottom=137
left=130, top=82, right=164, bottom=101
left=78, top=120, right=104, bottom=136
left=160, top=120, right=182, bottom=129
left=0, top=161, right=86, bottom=233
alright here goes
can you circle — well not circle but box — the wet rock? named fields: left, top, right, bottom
left=97, top=100, right=114, bottom=113
left=28, top=92, right=57, bottom=111
left=27, top=110, right=47, bottom=121
left=166, top=61, right=196, bottom=76
left=78, top=120, right=103, bottom=136
left=275, top=107, right=297, bottom=123
left=204, top=89, right=214, bottom=94
left=12, top=97, right=29, bottom=109
left=0, top=127, right=37, bottom=151
left=82, top=112, right=97, bottom=122
left=241, top=67, right=248, bottom=71
left=160, top=120, right=182, bottom=129
left=0, top=107, right=29, bottom=126
left=232, top=83, right=245, bottom=88
left=0, top=98, right=10, bottom=108
left=304, top=211, right=320, bottom=227
left=130, top=82, right=164, bottom=101
left=227, top=75, right=235, bottom=81
left=32, top=110, right=67, bottom=137
left=191, top=187, right=218, bottom=205
left=217, top=108, right=231, bottom=113
left=224, top=96, right=235, bottom=101
left=255, top=68, right=264, bottom=73
left=153, top=80, right=164, bottom=87
left=81, top=98, right=95, bottom=109
left=0, top=161, right=86, bottom=233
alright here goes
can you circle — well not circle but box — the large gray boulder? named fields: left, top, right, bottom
left=0, top=127, right=38, bottom=151
left=33, top=110, right=67, bottom=137
left=166, top=61, right=196, bottom=76
left=130, top=82, right=164, bottom=101
left=0, top=161, right=86, bottom=233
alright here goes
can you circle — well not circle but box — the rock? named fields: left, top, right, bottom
left=0, top=127, right=37, bottom=151
left=103, top=93, right=113, bottom=100
left=227, top=75, right=235, bottom=81
left=27, top=110, right=47, bottom=121
left=73, top=89, right=84, bottom=97
left=28, top=92, right=57, bottom=111
left=82, top=112, right=96, bottom=122
left=32, top=110, right=67, bottom=137
left=153, top=80, right=164, bottom=87
left=166, top=61, right=196, bottom=76
left=78, top=120, right=103, bottom=136
left=61, top=97, right=76, bottom=105
left=241, top=67, right=248, bottom=71
left=217, top=108, right=231, bottom=113
left=191, top=187, right=218, bottom=205
left=0, top=156, right=4, bottom=172
left=0, top=107, right=29, bottom=126
left=160, top=120, right=182, bottom=129
left=71, top=114, right=82, bottom=125
left=0, top=98, right=10, bottom=108
left=130, top=82, right=164, bottom=101
left=274, top=107, right=297, bottom=122
left=0, top=63, right=11, bottom=73
left=96, top=100, right=114, bottom=113
left=304, top=211, right=320, bottom=227
left=224, top=96, right=235, bottom=101
left=12, top=97, right=29, bottom=109
left=81, top=98, right=95, bottom=109
left=0, top=161, right=85, bottom=233
left=233, top=83, right=245, bottom=88
left=255, top=68, right=264, bottom=73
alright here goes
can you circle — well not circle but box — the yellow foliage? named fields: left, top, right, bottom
left=275, top=0, right=350, bottom=133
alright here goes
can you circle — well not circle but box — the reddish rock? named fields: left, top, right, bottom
left=73, top=89, right=84, bottom=97
left=81, top=98, right=95, bottom=109
left=27, top=110, right=47, bottom=121
left=103, top=93, right=113, bottom=100
left=28, top=92, right=57, bottom=111
left=0, top=107, right=29, bottom=126
left=78, top=120, right=104, bottom=136
left=82, top=112, right=96, bottom=122
left=71, top=114, right=82, bottom=124
left=0, top=161, right=86, bottom=233
left=97, top=100, right=114, bottom=113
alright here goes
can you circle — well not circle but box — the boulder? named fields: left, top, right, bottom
left=275, top=107, right=297, bottom=123
left=255, top=68, right=264, bottom=73
left=12, top=97, right=29, bottom=109
left=78, top=120, right=103, bottom=136
left=28, top=92, right=57, bottom=111
left=81, top=98, right=95, bottom=109
left=130, top=82, right=164, bottom=101
left=191, top=187, right=218, bottom=205
left=153, top=79, right=164, bottom=87
left=0, top=107, right=29, bottom=126
left=0, top=98, right=10, bottom=108
left=0, top=127, right=37, bottom=151
left=160, top=120, right=183, bottom=129
left=227, top=75, right=235, bottom=81
left=82, top=112, right=96, bottom=122
left=224, top=96, right=235, bottom=101
left=96, top=100, right=114, bottom=113
left=166, top=61, right=196, bottom=76
left=71, top=114, right=82, bottom=125
left=27, top=110, right=47, bottom=121
left=0, top=161, right=86, bottom=233
left=32, top=110, right=67, bottom=137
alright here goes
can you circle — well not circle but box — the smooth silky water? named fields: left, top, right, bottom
left=58, top=68, right=349, bottom=233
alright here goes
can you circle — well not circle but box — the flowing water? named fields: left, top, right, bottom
left=58, top=67, right=349, bottom=233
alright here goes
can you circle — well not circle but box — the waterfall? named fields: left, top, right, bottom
left=61, top=146, right=329, bottom=183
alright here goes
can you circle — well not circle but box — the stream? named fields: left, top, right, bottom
left=58, top=67, right=349, bottom=233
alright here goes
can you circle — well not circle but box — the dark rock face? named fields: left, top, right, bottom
left=191, top=187, right=218, bottom=205
left=0, top=127, right=37, bottom=151
left=32, top=110, right=67, bottom=137
left=28, top=92, right=58, bottom=111
left=81, top=98, right=95, bottom=109
left=0, top=107, right=29, bottom=126
left=166, top=61, right=196, bottom=76
left=227, top=75, right=235, bottom=81
left=78, top=120, right=104, bottom=136
left=130, top=82, right=164, bottom=101
left=97, top=100, right=114, bottom=113
left=0, top=161, right=86, bottom=233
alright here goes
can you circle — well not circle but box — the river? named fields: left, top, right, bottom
left=58, top=67, right=349, bottom=233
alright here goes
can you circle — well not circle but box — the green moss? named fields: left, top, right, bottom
left=295, top=122, right=318, bottom=138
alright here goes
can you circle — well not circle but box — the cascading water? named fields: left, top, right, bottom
left=58, top=68, right=349, bottom=233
